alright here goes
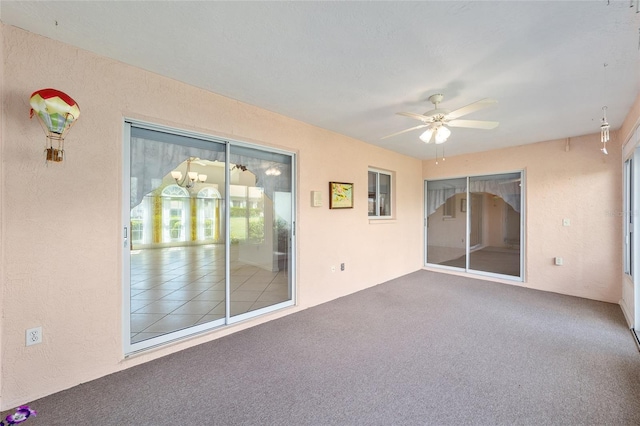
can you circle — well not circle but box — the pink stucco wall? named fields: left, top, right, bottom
left=423, top=132, right=623, bottom=303
left=1, top=22, right=633, bottom=409
left=621, top=93, right=640, bottom=159
left=0, top=25, right=424, bottom=408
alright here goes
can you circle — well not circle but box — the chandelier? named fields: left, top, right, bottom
left=171, top=157, right=207, bottom=188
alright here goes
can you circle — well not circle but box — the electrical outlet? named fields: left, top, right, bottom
left=340, top=263, right=345, bottom=271
left=26, top=327, right=42, bottom=346
left=554, top=257, right=564, bottom=266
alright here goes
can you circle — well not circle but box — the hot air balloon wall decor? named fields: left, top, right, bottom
left=29, top=88, right=80, bottom=163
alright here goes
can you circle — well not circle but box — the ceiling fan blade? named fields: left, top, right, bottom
left=381, top=124, right=430, bottom=140
left=446, top=98, right=497, bottom=120
left=447, top=119, right=499, bottom=129
left=397, top=111, right=432, bottom=122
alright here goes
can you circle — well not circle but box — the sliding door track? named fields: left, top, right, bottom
left=631, top=328, right=640, bottom=352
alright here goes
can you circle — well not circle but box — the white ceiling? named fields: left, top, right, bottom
left=2, top=1, right=640, bottom=159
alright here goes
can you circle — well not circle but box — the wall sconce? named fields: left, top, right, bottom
left=171, top=157, right=207, bottom=188
left=29, top=88, right=80, bottom=163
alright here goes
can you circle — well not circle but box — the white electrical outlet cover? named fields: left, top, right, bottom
left=26, top=327, right=42, bottom=346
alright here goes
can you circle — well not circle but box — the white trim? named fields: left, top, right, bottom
left=520, top=169, right=527, bottom=281
left=122, top=122, right=132, bottom=356
left=125, top=117, right=296, bottom=157
left=633, top=147, right=640, bottom=331
left=285, top=154, right=297, bottom=305
left=228, top=300, right=295, bottom=325
left=621, top=123, right=640, bottom=335
left=422, top=265, right=525, bottom=287
left=224, top=142, right=231, bottom=324
left=368, top=167, right=394, bottom=219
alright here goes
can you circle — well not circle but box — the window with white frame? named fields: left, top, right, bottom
left=443, top=196, right=456, bottom=218
left=368, top=168, right=392, bottom=218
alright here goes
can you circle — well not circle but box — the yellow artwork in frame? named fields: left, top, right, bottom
left=329, top=182, right=353, bottom=209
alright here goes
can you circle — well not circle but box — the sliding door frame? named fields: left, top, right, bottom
left=623, top=129, right=640, bottom=342
left=121, top=119, right=296, bottom=355
left=423, top=170, right=525, bottom=282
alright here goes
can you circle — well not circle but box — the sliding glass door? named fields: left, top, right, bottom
left=467, top=173, right=522, bottom=277
left=425, top=172, right=523, bottom=280
left=426, top=178, right=467, bottom=267
left=227, top=145, right=293, bottom=320
left=123, top=121, right=295, bottom=353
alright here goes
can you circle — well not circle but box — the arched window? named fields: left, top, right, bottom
left=161, top=185, right=190, bottom=242
left=197, top=187, right=221, bottom=199
left=197, top=187, right=221, bottom=241
left=162, top=185, right=190, bottom=198
left=130, top=201, right=148, bottom=245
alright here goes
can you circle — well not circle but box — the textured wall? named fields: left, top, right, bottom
left=1, top=25, right=424, bottom=408
left=621, top=94, right=640, bottom=159
left=423, top=133, right=623, bottom=302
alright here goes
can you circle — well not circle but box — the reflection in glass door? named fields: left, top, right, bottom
left=228, top=145, right=293, bottom=320
left=469, top=193, right=483, bottom=248
left=425, top=172, right=523, bottom=280
left=426, top=178, right=468, bottom=268
left=124, top=123, right=295, bottom=353
left=468, top=173, right=521, bottom=277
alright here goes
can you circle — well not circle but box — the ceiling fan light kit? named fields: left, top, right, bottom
left=434, top=126, right=451, bottom=144
left=419, top=128, right=434, bottom=143
left=383, top=93, right=499, bottom=145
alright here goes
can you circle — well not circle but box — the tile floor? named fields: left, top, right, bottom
left=129, top=244, right=289, bottom=343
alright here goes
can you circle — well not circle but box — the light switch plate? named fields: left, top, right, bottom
left=311, top=191, right=322, bottom=207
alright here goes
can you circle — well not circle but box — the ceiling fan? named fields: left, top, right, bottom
left=382, top=94, right=499, bottom=144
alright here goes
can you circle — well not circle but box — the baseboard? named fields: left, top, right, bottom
left=619, top=298, right=634, bottom=328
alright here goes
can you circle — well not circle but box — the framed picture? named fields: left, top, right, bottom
left=461, top=198, right=467, bottom=213
left=329, top=182, right=354, bottom=209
